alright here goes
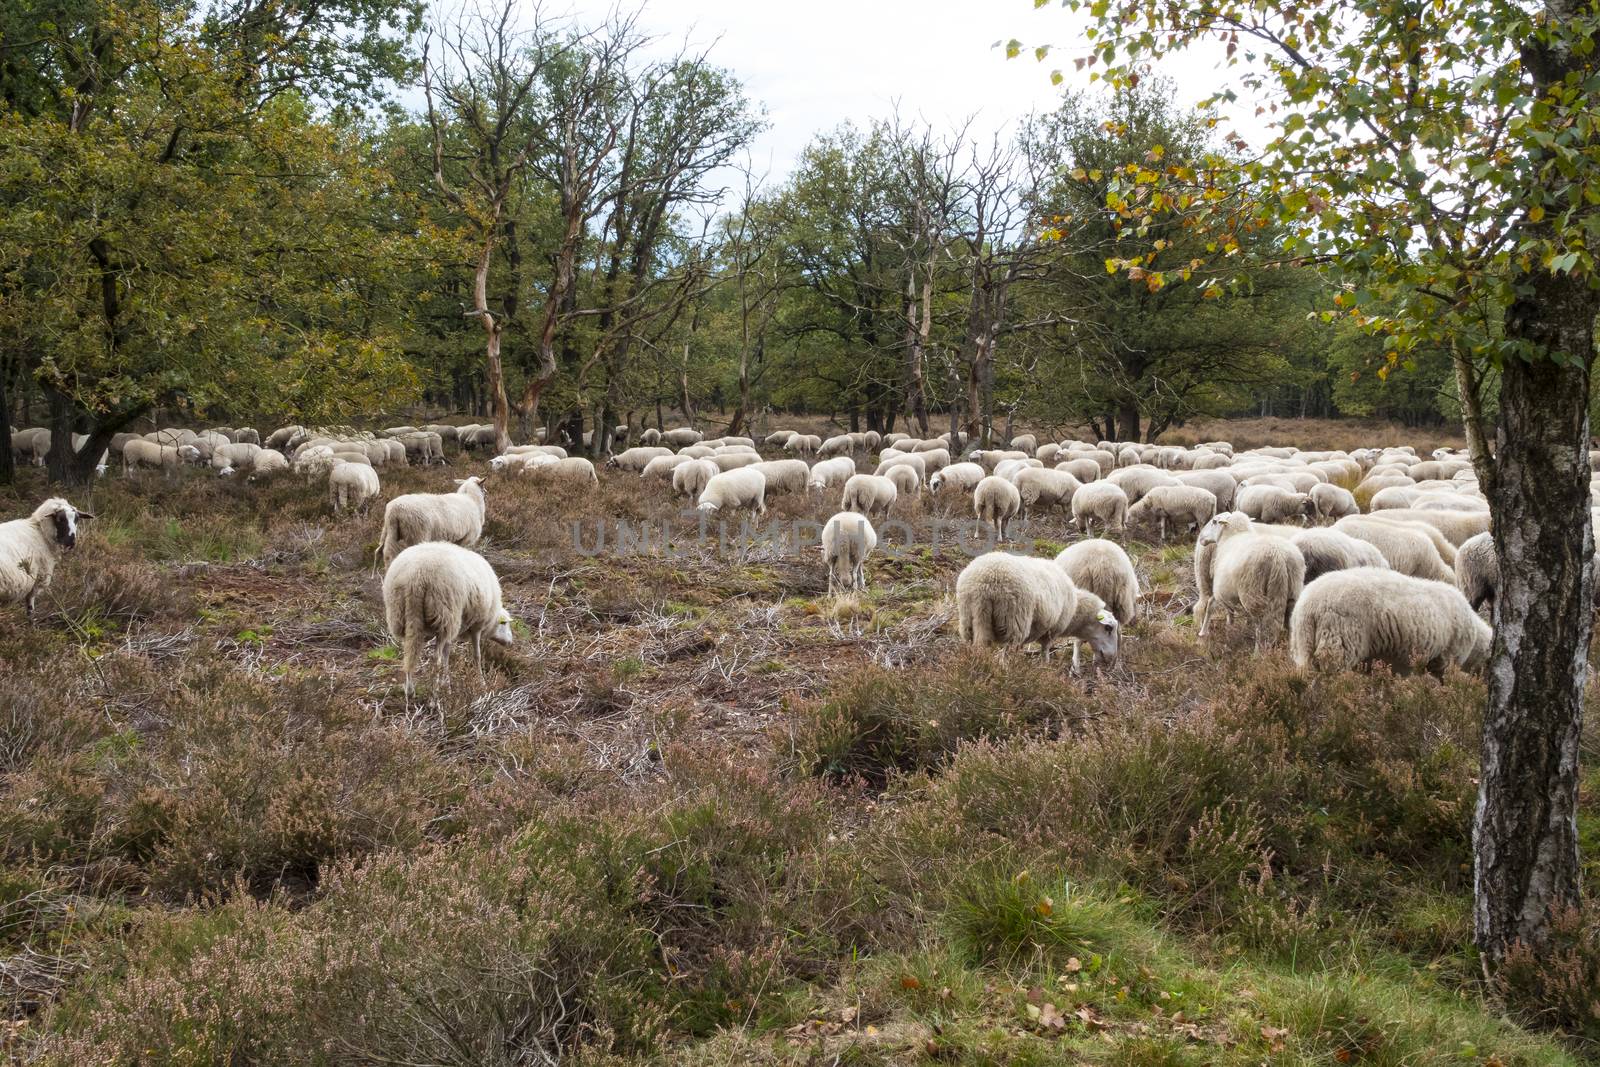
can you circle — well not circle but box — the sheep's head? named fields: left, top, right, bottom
left=489, top=608, right=515, bottom=647
left=488, top=455, right=511, bottom=472
left=177, top=444, right=201, bottom=463
left=1084, top=606, right=1121, bottom=663
left=696, top=500, right=721, bottom=514
left=34, top=498, right=93, bottom=549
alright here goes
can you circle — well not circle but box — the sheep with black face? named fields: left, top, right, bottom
left=0, top=498, right=95, bottom=618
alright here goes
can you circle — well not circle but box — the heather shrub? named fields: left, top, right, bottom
left=1495, top=904, right=1600, bottom=1044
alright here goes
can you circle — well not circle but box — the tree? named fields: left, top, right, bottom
left=1037, top=0, right=1600, bottom=964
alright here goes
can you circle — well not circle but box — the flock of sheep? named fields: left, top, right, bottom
left=2, top=418, right=1546, bottom=691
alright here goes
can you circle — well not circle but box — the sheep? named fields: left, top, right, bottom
left=698, top=467, right=768, bottom=516
left=639, top=428, right=662, bottom=447
left=1196, top=511, right=1305, bottom=648
left=1173, top=469, right=1237, bottom=512
left=973, top=475, right=1022, bottom=541
left=1236, top=484, right=1317, bottom=525
left=883, top=463, right=921, bottom=500
left=1333, top=516, right=1456, bottom=583
left=231, top=428, right=261, bottom=446
left=841, top=473, right=898, bottom=519
left=0, top=498, right=94, bottom=617
left=1071, top=480, right=1129, bottom=537
left=1106, top=465, right=1179, bottom=505
left=1036, top=443, right=1062, bottom=466
left=807, top=456, right=857, bottom=492
left=955, top=551, right=1121, bottom=667
left=672, top=458, right=720, bottom=499
left=525, top=457, right=599, bottom=485
left=993, top=458, right=1043, bottom=481
left=1012, top=467, right=1081, bottom=518
left=605, top=446, right=673, bottom=472
left=929, top=461, right=986, bottom=495
left=377, top=477, right=488, bottom=566
left=329, top=461, right=381, bottom=514
left=1125, top=484, right=1216, bottom=540
left=121, top=438, right=189, bottom=475
left=1290, top=528, right=1390, bottom=584
left=766, top=430, right=798, bottom=448
left=1010, top=433, right=1038, bottom=453
left=785, top=434, right=822, bottom=456
left=661, top=428, right=703, bottom=448
left=1455, top=532, right=1497, bottom=612
left=1055, top=457, right=1102, bottom=484
left=247, top=449, right=289, bottom=479
left=709, top=451, right=761, bottom=472
left=750, top=459, right=810, bottom=499
left=821, top=511, right=877, bottom=595
left=1289, top=567, right=1491, bottom=675
left=382, top=542, right=515, bottom=697
left=293, top=444, right=340, bottom=478
left=876, top=453, right=927, bottom=483
left=818, top=434, right=856, bottom=459
left=641, top=454, right=693, bottom=480
left=1364, top=507, right=1488, bottom=548
left=972, top=449, right=1030, bottom=472
left=211, top=441, right=262, bottom=473
left=1055, top=538, right=1140, bottom=625
left=1309, top=482, right=1360, bottom=521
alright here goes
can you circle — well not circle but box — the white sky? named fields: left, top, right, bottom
left=564, top=0, right=1261, bottom=183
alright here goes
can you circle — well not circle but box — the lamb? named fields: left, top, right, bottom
left=1012, top=467, right=1081, bottom=517
left=1125, top=484, right=1216, bottom=541
left=1333, top=516, right=1456, bottom=583
left=671, top=458, right=719, bottom=499
left=1291, top=528, right=1389, bottom=584
left=1054, top=539, right=1140, bottom=625
left=1196, top=512, right=1305, bottom=648
left=1174, top=469, right=1237, bottom=512
left=883, top=463, right=921, bottom=500
left=1237, top=484, right=1317, bottom=525
left=841, top=473, right=898, bottom=519
left=1309, top=482, right=1360, bottom=521
left=605, top=446, right=673, bottom=472
left=1455, top=532, right=1497, bottom=612
left=973, top=475, right=1022, bottom=541
left=955, top=551, right=1121, bottom=666
left=751, top=459, right=811, bottom=499
left=0, top=498, right=94, bottom=617
left=697, top=467, right=768, bottom=516
left=929, top=461, right=986, bottom=495
left=377, top=477, right=488, bottom=566
left=382, top=542, right=515, bottom=696
left=1289, top=567, right=1491, bottom=675
left=329, top=461, right=381, bottom=514
left=1071, top=480, right=1130, bottom=537
left=807, top=456, right=857, bottom=492
left=821, top=511, right=877, bottom=595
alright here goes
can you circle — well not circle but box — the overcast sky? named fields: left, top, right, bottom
left=559, top=0, right=1255, bottom=182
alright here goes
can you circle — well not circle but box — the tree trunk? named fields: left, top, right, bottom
left=1473, top=268, right=1597, bottom=966
left=677, top=345, right=696, bottom=428
left=1116, top=398, right=1141, bottom=444
left=470, top=234, right=513, bottom=453
left=902, top=273, right=931, bottom=436
left=0, top=357, right=12, bottom=486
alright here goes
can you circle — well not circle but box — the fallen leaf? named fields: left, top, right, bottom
left=1065, top=957, right=1082, bottom=973
left=900, top=975, right=923, bottom=990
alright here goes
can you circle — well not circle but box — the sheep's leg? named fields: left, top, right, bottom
left=1071, top=639, right=1081, bottom=673
left=473, top=633, right=486, bottom=684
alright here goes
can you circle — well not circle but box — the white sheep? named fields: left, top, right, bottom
left=973, top=475, right=1022, bottom=541
left=1290, top=528, right=1390, bottom=584
left=698, top=467, right=768, bottom=516
left=605, top=446, right=674, bottom=471
left=1197, top=511, right=1305, bottom=648
left=807, top=456, right=858, bottom=493
left=841, top=474, right=898, bottom=519
left=711, top=452, right=762, bottom=472
left=1125, top=484, right=1216, bottom=541
left=1334, top=516, right=1455, bottom=582
left=1365, top=507, right=1488, bottom=548
left=751, top=459, right=811, bottom=499
left=1055, top=538, right=1140, bottom=625
left=1055, top=457, right=1103, bottom=484
left=883, top=463, right=922, bottom=500
left=876, top=453, right=927, bottom=483
left=766, top=430, right=798, bottom=448
left=821, top=511, right=877, bottom=595
left=1072, top=480, right=1129, bottom=537
left=1012, top=467, right=1080, bottom=518
left=525, top=457, right=599, bottom=485
left=1236, top=484, right=1317, bottom=525
left=0, top=498, right=94, bottom=617
left=955, top=551, right=1120, bottom=667
left=1173, top=469, right=1236, bottom=512
left=382, top=542, right=515, bottom=696
left=377, top=477, right=488, bottom=566
left=1107, top=465, right=1180, bottom=505
left=640, top=454, right=692, bottom=480
left=1289, top=567, right=1491, bottom=675
left=121, top=438, right=188, bottom=475
left=928, top=462, right=985, bottom=495
left=1455, top=532, right=1497, bottom=611
left=785, top=434, right=822, bottom=456
left=673, top=458, right=720, bottom=499
left=1309, top=482, right=1359, bottom=521
left=329, top=460, right=381, bottom=514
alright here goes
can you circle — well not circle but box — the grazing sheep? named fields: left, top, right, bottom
left=818, top=434, right=856, bottom=459
left=672, top=458, right=720, bottom=499
left=766, top=430, right=798, bottom=448
left=1289, top=567, right=1491, bottom=675
left=841, top=473, right=898, bottom=519
left=1333, top=516, right=1455, bottom=583
left=1072, top=480, right=1130, bottom=537
left=1055, top=538, right=1140, bottom=625
left=711, top=452, right=762, bottom=472
left=293, top=444, right=340, bottom=478
left=876, top=453, right=927, bottom=484
left=661, top=428, right=703, bottom=448
left=1309, top=482, right=1360, bottom=521
left=639, top=428, right=662, bottom=447
left=377, top=477, right=488, bottom=566
left=1125, top=484, right=1216, bottom=541
left=606, top=446, right=673, bottom=472
left=247, top=449, right=289, bottom=479
left=329, top=461, right=381, bottom=514
left=1036, top=443, right=1062, bottom=466
left=1291, top=528, right=1390, bottom=584
left=1106, top=465, right=1180, bottom=505
left=750, top=459, right=810, bottom=499
left=640, top=454, right=692, bottom=480
left=0, top=498, right=94, bottom=617
left=929, top=462, right=986, bottom=495
left=785, top=434, right=822, bottom=456
left=1012, top=467, right=1081, bottom=517
left=883, top=463, right=921, bottom=500
left=1055, top=457, right=1102, bottom=484
left=993, top=458, right=1043, bottom=481
left=1197, top=511, right=1305, bottom=648
left=211, top=441, right=262, bottom=474
left=955, top=552, right=1121, bottom=666
left=121, top=438, right=187, bottom=475
left=1173, top=469, right=1237, bottom=512
left=382, top=542, right=515, bottom=696
left=1237, top=484, right=1317, bottom=525
left=807, top=456, right=857, bottom=492
left=525, top=457, right=599, bottom=485
left=698, top=467, right=768, bottom=516
left=1455, top=532, right=1498, bottom=611
left=1364, top=507, right=1488, bottom=548
left=1010, top=433, right=1038, bottom=453
left=821, top=511, right=877, bottom=595
left=973, top=475, right=1022, bottom=541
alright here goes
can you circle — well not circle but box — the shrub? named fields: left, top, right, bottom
left=1495, top=904, right=1600, bottom=1045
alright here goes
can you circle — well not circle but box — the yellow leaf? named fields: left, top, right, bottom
left=1529, top=204, right=1546, bottom=222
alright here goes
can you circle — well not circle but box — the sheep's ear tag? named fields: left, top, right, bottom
left=1097, top=609, right=1115, bottom=625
